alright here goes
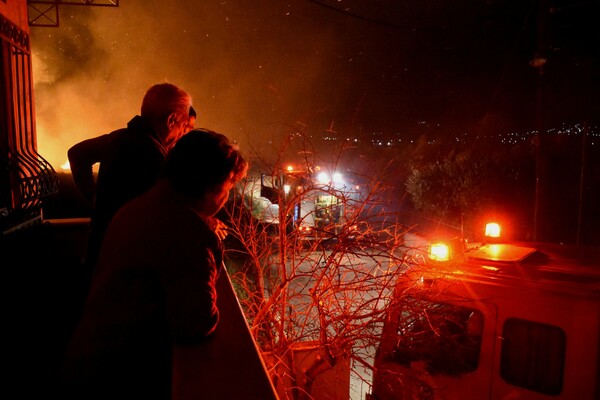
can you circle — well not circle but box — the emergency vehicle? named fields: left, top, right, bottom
left=370, top=223, right=600, bottom=400
left=294, top=184, right=345, bottom=241
left=259, top=165, right=359, bottom=243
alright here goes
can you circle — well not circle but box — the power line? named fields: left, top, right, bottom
left=307, top=0, right=447, bottom=31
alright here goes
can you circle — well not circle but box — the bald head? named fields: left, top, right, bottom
left=141, top=83, right=192, bottom=149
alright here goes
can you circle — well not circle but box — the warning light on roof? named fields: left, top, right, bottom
left=485, top=222, right=501, bottom=238
left=429, top=242, right=450, bottom=261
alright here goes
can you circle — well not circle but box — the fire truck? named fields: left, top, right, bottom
left=258, top=165, right=359, bottom=243
left=370, top=223, right=600, bottom=400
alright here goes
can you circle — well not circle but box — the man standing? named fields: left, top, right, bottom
left=68, top=82, right=194, bottom=287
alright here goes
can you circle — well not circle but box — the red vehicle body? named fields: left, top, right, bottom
left=370, top=238, right=600, bottom=400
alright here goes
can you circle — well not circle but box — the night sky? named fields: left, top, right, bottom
left=30, top=0, right=600, bottom=168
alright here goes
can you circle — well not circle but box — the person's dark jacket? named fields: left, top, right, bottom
left=68, top=116, right=168, bottom=272
left=62, top=181, right=222, bottom=400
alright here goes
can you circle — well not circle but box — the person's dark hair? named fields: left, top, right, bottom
left=164, top=129, right=248, bottom=197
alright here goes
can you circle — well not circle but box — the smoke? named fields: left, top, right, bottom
left=30, top=0, right=355, bottom=168
left=30, top=1, right=597, bottom=169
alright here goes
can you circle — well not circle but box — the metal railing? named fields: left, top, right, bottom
left=1, top=14, right=59, bottom=234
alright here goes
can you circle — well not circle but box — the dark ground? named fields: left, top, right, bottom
left=4, top=173, right=91, bottom=398
left=4, top=219, right=89, bottom=398
left=42, top=172, right=93, bottom=219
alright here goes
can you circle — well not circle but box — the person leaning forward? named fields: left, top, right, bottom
left=61, top=129, right=249, bottom=400
left=68, top=82, right=195, bottom=285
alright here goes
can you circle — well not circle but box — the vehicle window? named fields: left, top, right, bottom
left=500, top=318, right=565, bottom=395
left=389, top=297, right=484, bottom=376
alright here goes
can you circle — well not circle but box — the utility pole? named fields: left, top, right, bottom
left=531, top=0, right=548, bottom=242
left=576, top=123, right=588, bottom=246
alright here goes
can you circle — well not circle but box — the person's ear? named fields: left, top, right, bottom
left=166, top=112, right=178, bottom=130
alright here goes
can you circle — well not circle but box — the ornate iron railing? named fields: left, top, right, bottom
left=1, top=13, right=58, bottom=234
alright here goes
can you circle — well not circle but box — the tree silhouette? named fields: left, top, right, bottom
left=405, top=139, right=536, bottom=240
left=220, top=128, right=425, bottom=399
